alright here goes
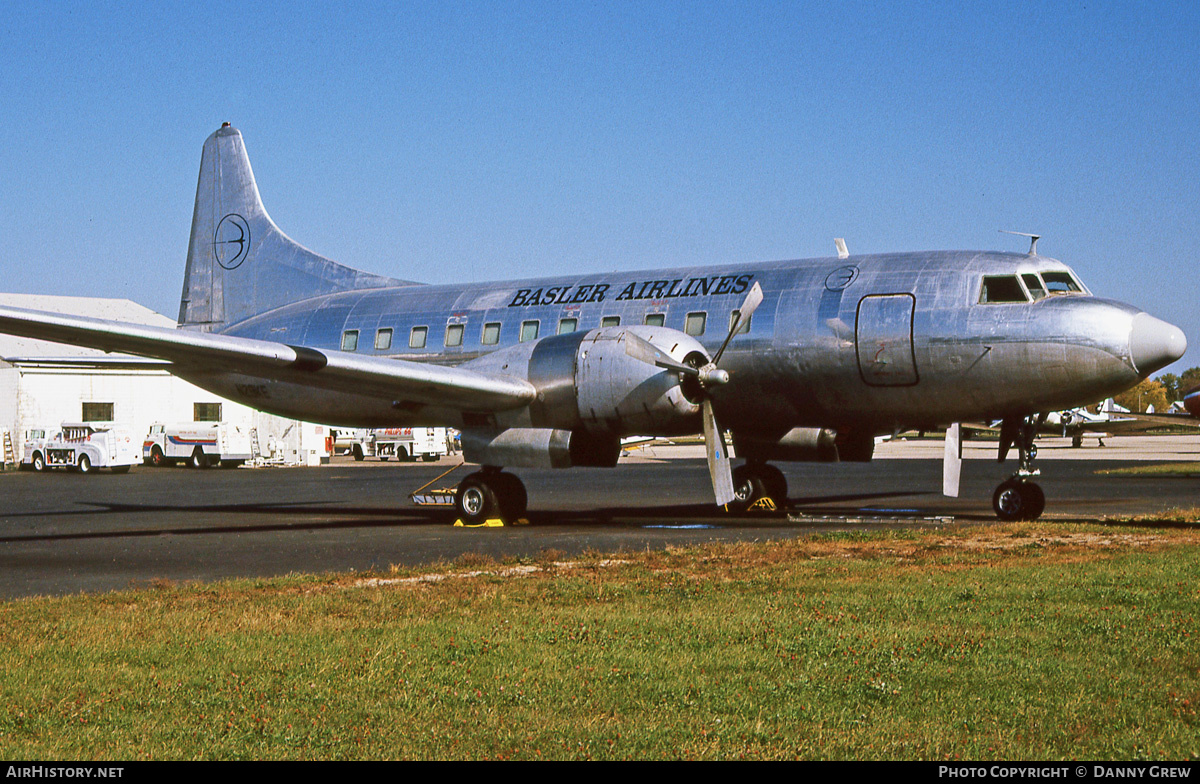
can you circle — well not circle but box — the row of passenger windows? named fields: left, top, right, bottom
left=979, top=271, right=1084, bottom=304
left=339, top=310, right=752, bottom=352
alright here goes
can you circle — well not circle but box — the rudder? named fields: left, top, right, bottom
left=178, top=123, right=409, bottom=330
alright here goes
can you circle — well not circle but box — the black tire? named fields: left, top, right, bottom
left=31, top=452, right=46, bottom=472
left=149, top=446, right=167, bottom=467
left=728, top=464, right=769, bottom=513
left=352, top=445, right=365, bottom=462
left=1019, top=482, right=1045, bottom=521
left=758, top=464, right=788, bottom=508
left=190, top=449, right=209, bottom=469
left=992, top=479, right=1026, bottom=521
left=493, top=473, right=528, bottom=521
left=455, top=474, right=502, bottom=525
left=76, top=454, right=92, bottom=474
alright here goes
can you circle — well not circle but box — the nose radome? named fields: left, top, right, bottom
left=1129, top=313, right=1187, bottom=375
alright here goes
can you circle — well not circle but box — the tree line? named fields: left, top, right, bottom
left=1112, top=367, right=1200, bottom=413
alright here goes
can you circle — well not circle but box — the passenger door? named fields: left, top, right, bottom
left=855, top=294, right=918, bottom=386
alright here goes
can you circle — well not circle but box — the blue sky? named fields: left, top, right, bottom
left=2, top=1, right=1198, bottom=370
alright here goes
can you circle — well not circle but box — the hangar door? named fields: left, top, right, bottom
left=855, top=294, right=918, bottom=386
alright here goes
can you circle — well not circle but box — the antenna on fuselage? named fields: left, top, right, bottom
left=835, top=238, right=849, bottom=259
left=999, top=230, right=1041, bottom=256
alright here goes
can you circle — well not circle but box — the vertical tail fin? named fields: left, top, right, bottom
left=178, top=124, right=409, bottom=330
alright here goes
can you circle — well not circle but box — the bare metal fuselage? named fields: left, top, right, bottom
left=179, top=249, right=1147, bottom=441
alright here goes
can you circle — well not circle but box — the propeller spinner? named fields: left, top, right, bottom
left=623, top=281, right=763, bottom=505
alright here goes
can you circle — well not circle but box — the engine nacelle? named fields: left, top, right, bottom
left=733, top=428, right=840, bottom=463
left=461, top=428, right=621, bottom=469
left=464, top=325, right=709, bottom=436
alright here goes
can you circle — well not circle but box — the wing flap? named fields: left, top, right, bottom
left=0, top=305, right=536, bottom=412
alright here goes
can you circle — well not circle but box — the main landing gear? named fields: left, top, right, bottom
left=992, top=415, right=1046, bottom=521
left=727, top=462, right=788, bottom=513
left=454, top=467, right=528, bottom=526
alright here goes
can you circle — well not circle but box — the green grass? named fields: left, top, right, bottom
left=1, top=525, right=1198, bottom=760
left=1098, top=463, right=1200, bottom=476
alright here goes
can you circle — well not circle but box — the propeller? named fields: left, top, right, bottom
left=623, top=282, right=763, bottom=505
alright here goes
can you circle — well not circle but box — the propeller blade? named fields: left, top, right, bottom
left=711, top=281, right=764, bottom=366
left=942, top=423, right=962, bottom=497
left=622, top=331, right=698, bottom=376
left=702, top=398, right=735, bottom=506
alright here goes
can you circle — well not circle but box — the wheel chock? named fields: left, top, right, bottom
left=750, top=497, right=777, bottom=511
left=452, top=517, right=531, bottom=528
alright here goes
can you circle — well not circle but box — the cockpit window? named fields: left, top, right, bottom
left=1041, top=271, right=1083, bottom=295
left=980, top=275, right=1029, bottom=304
left=1021, top=273, right=1047, bottom=300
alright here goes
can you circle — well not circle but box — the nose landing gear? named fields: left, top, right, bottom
left=992, top=414, right=1045, bottom=521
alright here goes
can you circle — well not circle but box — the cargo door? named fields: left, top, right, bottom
left=855, top=294, right=918, bottom=386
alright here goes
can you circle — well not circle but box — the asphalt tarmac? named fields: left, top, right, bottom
left=1, top=435, right=1197, bottom=599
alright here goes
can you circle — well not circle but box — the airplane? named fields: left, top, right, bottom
left=0, top=124, right=1187, bottom=523
left=963, top=399, right=1184, bottom=449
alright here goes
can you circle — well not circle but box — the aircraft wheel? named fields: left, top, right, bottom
left=1071, top=435, right=1083, bottom=448
left=728, top=465, right=768, bottom=513
left=993, top=479, right=1043, bottom=521
left=728, top=464, right=786, bottom=512
left=76, top=454, right=93, bottom=475
left=759, top=464, right=788, bottom=507
left=1019, top=482, right=1045, bottom=520
left=352, top=445, right=365, bottom=462
left=31, top=452, right=46, bottom=472
left=493, top=472, right=528, bottom=520
left=455, top=473, right=502, bottom=526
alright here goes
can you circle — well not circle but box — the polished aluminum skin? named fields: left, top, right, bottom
left=0, top=125, right=1187, bottom=467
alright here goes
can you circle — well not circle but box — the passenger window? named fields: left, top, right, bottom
left=520, top=320, right=540, bottom=342
left=644, top=313, right=665, bottom=327
left=482, top=322, right=501, bottom=346
left=979, top=276, right=1029, bottom=304
left=557, top=317, right=578, bottom=335
left=1021, top=274, right=1047, bottom=300
left=409, top=326, right=428, bottom=349
left=600, top=316, right=621, bottom=327
left=375, top=328, right=393, bottom=350
left=1042, top=271, right=1082, bottom=295
left=445, top=323, right=464, bottom=347
left=730, top=309, right=752, bottom=334
left=685, top=312, right=706, bottom=336
left=341, top=330, right=359, bottom=351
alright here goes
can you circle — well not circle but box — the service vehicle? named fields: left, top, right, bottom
left=22, top=423, right=140, bottom=473
left=143, top=422, right=252, bottom=468
left=374, top=427, right=448, bottom=462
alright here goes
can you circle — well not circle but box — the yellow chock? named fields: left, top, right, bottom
left=453, top=518, right=506, bottom=528
left=749, top=497, right=777, bottom=511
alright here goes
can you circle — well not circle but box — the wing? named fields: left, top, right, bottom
left=0, top=305, right=536, bottom=412
left=1100, top=411, right=1200, bottom=429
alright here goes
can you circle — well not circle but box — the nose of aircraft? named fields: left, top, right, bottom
left=1129, top=313, right=1187, bottom=375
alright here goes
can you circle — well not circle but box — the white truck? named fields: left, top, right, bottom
left=142, top=422, right=252, bottom=468
left=22, top=423, right=140, bottom=474
left=340, top=427, right=449, bottom=461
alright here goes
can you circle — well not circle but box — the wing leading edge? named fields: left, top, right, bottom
left=0, top=305, right=536, bottom=412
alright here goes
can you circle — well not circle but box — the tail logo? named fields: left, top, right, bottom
left=213, top=214, right=251, bottom=270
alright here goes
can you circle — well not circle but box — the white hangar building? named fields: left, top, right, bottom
left=0, top=294, right=329, bottom=465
